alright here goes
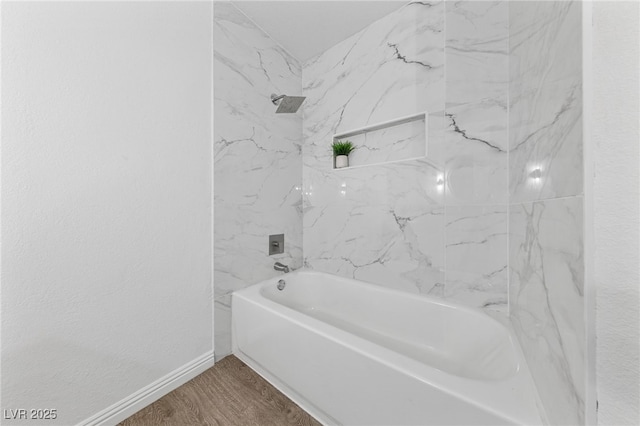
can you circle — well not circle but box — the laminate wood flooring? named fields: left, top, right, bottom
left=119, top=355, right=321, bottom=426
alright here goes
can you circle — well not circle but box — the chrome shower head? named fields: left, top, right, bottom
left=271, top=93, right=306, bottom=113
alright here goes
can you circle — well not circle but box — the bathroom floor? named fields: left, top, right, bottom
left=120, top=355, right=321, bottom=426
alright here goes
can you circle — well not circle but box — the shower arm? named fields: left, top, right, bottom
left=271, top=94, right=286, bottom=105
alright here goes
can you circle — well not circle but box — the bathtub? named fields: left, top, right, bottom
left=232, top=270, right=543, bottom=425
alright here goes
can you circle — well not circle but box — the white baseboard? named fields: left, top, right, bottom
left=79, top=351, right=216, bottom=426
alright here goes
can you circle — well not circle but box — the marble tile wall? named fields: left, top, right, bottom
left=302, top=1, right=510, bottom=312
left=509, top=198, right=584, bottom=424
left=213, top=2, right=303, bottom=359
left=444, top=1, right=509, bottom=312
left=213, top=2, right=586, bottom=423
left=509, top=1, right=584, bottom=424
left=301, top=1, right=447, bottom=296
left=509, top=1, right=583, bottom=203
left=345, top=120, right=427, bottom=168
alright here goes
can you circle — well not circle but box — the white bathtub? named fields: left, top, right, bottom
left=232, top=270, right=543, bottom=425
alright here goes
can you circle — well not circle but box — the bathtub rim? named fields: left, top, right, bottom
left=259, top=269, right=514, bottom=332
left=259, top=270, right=522, bottom=381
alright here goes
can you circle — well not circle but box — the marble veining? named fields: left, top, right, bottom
left=509, top=0, right=583, bottom=202
left=302, top=0, right=446, bottom=163
left=213, top=5, right=586, bottom=420
left=510, top=197, right=585, bottom=425
left=445, top=0, right=509, bottom=206
left=508, top=1, right=585, bottom=424
left=303, top=159, right=445, bottom=295
left=441, top=0, right=509, bottom=310
left=214, top=2, right=303, bottom=358
left=445, top=205, right=508, bottom=312
left=302, top=1, right=446, bottom=296
left=302, top=0, right=517, bottom=313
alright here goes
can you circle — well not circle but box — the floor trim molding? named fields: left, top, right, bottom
left=79, top=351, right=216, bottom=426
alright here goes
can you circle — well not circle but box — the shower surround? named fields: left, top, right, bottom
left=302, top=1, right=447, bottom=298
left=214, top=1, right=586, bottom=424
left=509, top=2, right=585, bottom=424
left=302, top=0, right=510, bottom=312
left=213, top=2, right=303, bottom=359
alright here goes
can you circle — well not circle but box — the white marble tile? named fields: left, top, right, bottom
left=214, top=2, right=303, bottom=353
left=344, top=119, right=427, bottom=168
left=445, top=205, right=508, bottom=312
left=301, top=2, right=447, bottom=296
left=303, top=1, right=446, bottom=167
left=303, top=159, right=445, bottom=295
left=445, top=0, right=509, bottom=205
left=510, top=197, right=585, bottom=425
left=509, top=77, right=583, bottom=202
left=508, top=2, right=585, bottom=424
left=509, top=1, right=582, bottom=95
left=444, top=102, right=508, bottom=205
left=445, top=1, right=509, bottom=106
left=509, top=1, right=583, bottom=202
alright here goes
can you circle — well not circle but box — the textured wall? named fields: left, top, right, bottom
left=593, top=2, right=640, bottom=424
left=508, top=1, right=585, bottom=424
left=1, top=2, right=213, bottom=424
left=213, top=2, right=303, bottom=358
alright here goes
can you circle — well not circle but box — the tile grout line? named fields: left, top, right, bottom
left=506, top=0, right=511, bottom=318
left=442, top=0, right=448, bottom=299
left=211, top=0, right=216, bottom=362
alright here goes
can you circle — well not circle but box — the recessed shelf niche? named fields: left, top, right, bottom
left=332, top=111, right=428, bottom=169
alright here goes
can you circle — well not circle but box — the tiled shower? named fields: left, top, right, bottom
left=214, top=1, right=584, bottom=424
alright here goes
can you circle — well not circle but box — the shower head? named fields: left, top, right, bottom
left=271, top=93, right=306, bottom=113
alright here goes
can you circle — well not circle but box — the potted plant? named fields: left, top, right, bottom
left=332, top=140, right=355, bottom=169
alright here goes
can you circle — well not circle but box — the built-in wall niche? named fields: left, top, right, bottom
left=332, top=111, right=428, bottom=169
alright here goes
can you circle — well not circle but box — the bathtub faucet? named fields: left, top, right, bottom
left=274, top=262, right=290, bottom=273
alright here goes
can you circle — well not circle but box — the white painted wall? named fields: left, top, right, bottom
left=1, top=2, right=213, bottom=425
left=593, top=1, right=640, bottom=425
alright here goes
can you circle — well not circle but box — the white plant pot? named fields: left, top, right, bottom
left=335, top=155, right=349, bottom=169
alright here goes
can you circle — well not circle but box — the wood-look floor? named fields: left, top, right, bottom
left=120, top=355, right=321, bottom=426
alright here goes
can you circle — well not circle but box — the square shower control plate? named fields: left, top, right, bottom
left=269, top=234, right=284, bottom=255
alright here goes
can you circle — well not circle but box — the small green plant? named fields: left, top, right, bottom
left=331, top=140, right=355, bottom=156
